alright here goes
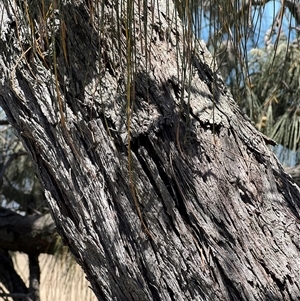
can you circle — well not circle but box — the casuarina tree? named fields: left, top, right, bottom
left=1, top=1, right=300, bottom=300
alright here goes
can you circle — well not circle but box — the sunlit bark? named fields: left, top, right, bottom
left=1, top=1, right=300, bottom=300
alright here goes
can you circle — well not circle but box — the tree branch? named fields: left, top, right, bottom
left=0, top=119, right=9, bottom=125
left=28, top=254, right=40, bottom=301
left=0, top=207, right=58, bottom=254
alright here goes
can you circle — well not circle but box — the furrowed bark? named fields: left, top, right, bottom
left=0, top=1, right=300, bottom=300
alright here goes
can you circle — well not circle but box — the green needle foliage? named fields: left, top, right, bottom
left=245, top=39, right=300, bottom=146
left=199, top=0, right=300, bottom=165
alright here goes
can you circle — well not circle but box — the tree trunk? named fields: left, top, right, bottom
left=1, top=1, right=300, bottom=300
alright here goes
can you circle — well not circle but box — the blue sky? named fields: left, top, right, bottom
left=198, top=0, right=297, bottom=49
left=196, top=1, right=299, bottom=166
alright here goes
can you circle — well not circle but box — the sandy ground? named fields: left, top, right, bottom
left=3, top=252, right=98, bottom=301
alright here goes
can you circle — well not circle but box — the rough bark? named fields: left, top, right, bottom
left=1, top=1, right=300, bottom=301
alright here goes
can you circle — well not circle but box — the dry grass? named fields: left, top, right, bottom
left=7, top=252, right=98, bottom=301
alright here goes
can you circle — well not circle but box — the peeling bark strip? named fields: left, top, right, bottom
left=1, top=1, right=300, bottom=300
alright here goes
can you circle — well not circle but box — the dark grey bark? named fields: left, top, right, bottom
left=1, top=1, right=300, bottom=301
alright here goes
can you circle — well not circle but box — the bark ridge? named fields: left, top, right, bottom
left=0, top=1, right=300, bottom=300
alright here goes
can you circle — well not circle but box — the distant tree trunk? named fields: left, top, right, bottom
left=1, top=1, right=300, bottom=301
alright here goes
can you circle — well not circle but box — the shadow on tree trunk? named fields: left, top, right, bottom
left=0, top=1, right=300, bottom=300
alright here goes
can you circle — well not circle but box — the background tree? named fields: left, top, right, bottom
left=200, top=0, right=300, bottom=165
left=0, top=114, right=96, bottom=301
left=0, top=116, right=55, bottom=301
left=245, top=39, right=300, bottom=166
left=1, top=1, right=300, bottom=301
